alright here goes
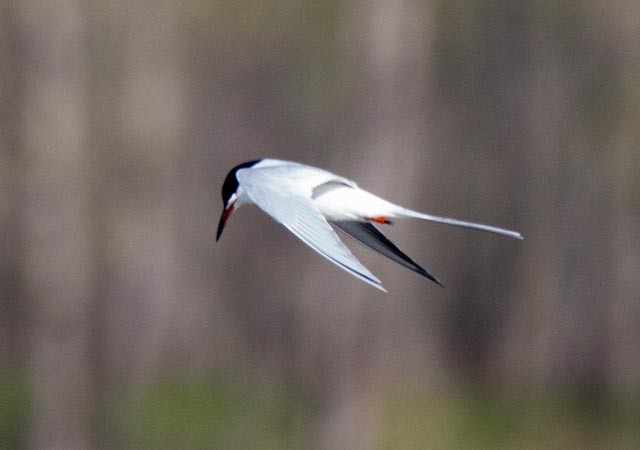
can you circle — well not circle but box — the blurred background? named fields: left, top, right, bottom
left=1, top=1, right=639, bottom=448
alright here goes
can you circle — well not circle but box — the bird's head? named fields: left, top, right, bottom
left=216, top=159, right=262, bottom=241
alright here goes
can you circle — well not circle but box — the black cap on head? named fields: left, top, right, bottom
left=217, top=159, right=262, bottom=242
left=221, top=159, right=262, bottom=206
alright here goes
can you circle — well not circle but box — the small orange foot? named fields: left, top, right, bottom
left=369, top=216, right=392, bottom=225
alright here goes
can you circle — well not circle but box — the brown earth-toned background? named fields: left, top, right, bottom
left=1, top=1, right=639, bottom=448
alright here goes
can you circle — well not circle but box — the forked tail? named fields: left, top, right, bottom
left=398, top=208, right=523, bottom=239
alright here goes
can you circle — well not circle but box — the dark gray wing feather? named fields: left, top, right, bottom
left=333, top=221, right=444, bottom=287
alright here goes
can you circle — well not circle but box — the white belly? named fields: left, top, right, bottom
left=313, top=186, right=399, bottom=221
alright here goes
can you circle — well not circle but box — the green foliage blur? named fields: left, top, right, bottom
left=3, top=370, right=638, bottom=449
left=0, top=372, right=29, bottom=450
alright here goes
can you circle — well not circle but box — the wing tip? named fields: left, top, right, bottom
left=421, top=269, right=445, bottom=288
left=374, top=283, right=388, bottom=293
left=360, top=273, right=387, bottom=293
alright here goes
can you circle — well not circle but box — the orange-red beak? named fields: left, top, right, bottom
left=216, top=204, right=234, bottom=241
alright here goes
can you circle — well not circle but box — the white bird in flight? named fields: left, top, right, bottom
left=216, top=159, right=522, bottom=292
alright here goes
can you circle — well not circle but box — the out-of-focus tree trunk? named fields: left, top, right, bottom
left=429, top=1, right=532, bottom=382
left=514, top=3, right=620, bottom=393
left=534, top=5, right=620, bottom=400
left=0, top=2, right=27, bottom=369
left=315, top=1, right=436, bottom=448
left=81, top=6, right=184, bottom=439
left=17, top=2, right=94, bottom=449
left=607, top=0, right=640, bottom=393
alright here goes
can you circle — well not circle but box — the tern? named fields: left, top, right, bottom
left=216, top=159, right=522, bottom=292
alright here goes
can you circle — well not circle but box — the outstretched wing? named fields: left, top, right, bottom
left=334, top=221, right=444, bottom=287
left=237, top=166, right=386, bottom=292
